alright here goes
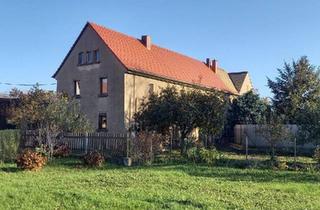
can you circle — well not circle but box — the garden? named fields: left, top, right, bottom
left=1, top=56, right=320, bottom=209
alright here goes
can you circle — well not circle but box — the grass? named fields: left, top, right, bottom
left=0, top=154, right=319, bottom=210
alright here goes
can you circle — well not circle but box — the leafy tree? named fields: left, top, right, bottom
left=267, top=56, right=320, bottom=124
left=229, top=90, right=269, bottom=125
left=9, top=86, right=93, bottom=157
left=258, top=113, right=292, bottom=161
left=134, top=86, right=227, bottom=154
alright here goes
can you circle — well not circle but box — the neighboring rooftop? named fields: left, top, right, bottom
left=228, top=71, right=250, bottom=93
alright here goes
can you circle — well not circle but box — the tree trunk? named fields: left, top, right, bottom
left=180, top=133, right=187, bottom=155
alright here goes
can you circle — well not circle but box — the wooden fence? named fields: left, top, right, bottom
left=21, top=131, right=129, bottom=157
left=60, top=133, right=128, bottom=156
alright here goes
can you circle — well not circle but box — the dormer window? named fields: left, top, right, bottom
left=94, top=50, right=100, bottom=63
left=78, top=52, right=84, bottom=65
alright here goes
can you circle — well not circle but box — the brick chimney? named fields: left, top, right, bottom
left=212, top=59, right=218, bottom=73
left=206, top=58, right=211, bottom=67
left=141, top=35, right=151, bottom=50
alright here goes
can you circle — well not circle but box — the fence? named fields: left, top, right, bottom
left=21, top=131, right=129, bottom=157
left=60, top=133, right=128, bottom=156
left=233, top=124, right=315, bottom=152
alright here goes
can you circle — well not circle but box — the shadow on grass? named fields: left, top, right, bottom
left=148, top=163, right=320, bottom=184
left=0, top=166, right=21, bottom=173
left=144, top=197, right=205, bottom=209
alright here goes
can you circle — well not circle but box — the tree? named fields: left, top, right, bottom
left=267, top=56, right=320, bottom=124
left=229, top=90, right=269, bottom=125
left=9, top=86, right=93, bottom=157
left=257, top=113, right=291, bottom=161
left=134, top=86, right=228, bottom=154
left=297, top=102, right=320, bottom=145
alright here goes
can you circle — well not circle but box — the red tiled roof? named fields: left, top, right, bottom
left=89, top=22, right=233, bottom=93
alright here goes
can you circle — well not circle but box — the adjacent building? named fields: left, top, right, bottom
left=53, top=22, right=253, bottom=133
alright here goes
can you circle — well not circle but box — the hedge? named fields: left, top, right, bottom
left=0, top=129, right=20, bottom=163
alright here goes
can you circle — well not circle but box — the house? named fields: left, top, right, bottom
left=53, top=22, right=253, bottom=133
left=0, top=93, right=18, bottom=130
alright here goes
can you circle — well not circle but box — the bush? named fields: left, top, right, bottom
left=199, top=147, right=222, bottom=166
left=0, top=130, right=20, bottom=162
left=186, top=147, right=200, bottom=163
left=130, top=132, right=163, bottom=165
left=83, top=151, right=105, bottom=167
left=53, top=143, right=71, bottom=157
left=186, top=147, right=222, bottom=166
left=313, top=146, right=320, bottom=163
left=16, top=148, right=48, bottom=171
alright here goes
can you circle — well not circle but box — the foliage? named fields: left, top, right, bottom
left=267, top=56, right=320, bottom=124
left=0, top=130, right=20, bottom=162
left=130, top=132, right=163, bottom=165
left=186, top=147, right=199, bottom=163
left=134, top=86, right=227, bottom=154
left=198, top=147, right=222, bottom=166
left=16, top=148, right=48, bottom=171
left=9, top=86, right=93, bottom=157
left=229, top=90, right=269, bottom=125
left=186, top=147, right=222, bottom=166
left=1, top=157, right=319, bottom=209
left=53, top=143, right=71, bottom=158
left=83, top=151, right=105, bottom=167
left=297, top=103, right=320, bottom=145
left=314, top=146, right=320, bottom=164
left=257, top=113, right=292, bottom=161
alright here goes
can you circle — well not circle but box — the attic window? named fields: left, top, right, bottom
left=86, top=51, right=93, bottom=64
left=78, top=52, right=84, bottom=65
left=94, top=50, right=100, bottom=63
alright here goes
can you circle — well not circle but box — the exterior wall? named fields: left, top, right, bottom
left=124, top=73, right=206, bottom=129
left=55, top=26, right=126, bottom=133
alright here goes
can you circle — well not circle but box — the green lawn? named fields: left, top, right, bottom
left=0, top=156, right=319, bottom=210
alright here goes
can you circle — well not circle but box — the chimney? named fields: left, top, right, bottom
left=206, top=58, right=212, bottom=68
left=212, top=59, right=218, bottom=73
left=141, top=35, right=152, bottom=50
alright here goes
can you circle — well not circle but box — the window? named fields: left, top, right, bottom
left=86, top=51, right=93, bottom=64
left=74, top=80, right=80, bottom=97
left=98, top=113, right=107, bottom=130
left=148, top=83, right=154, bottom=95
left=100, top=77, right=108, bottom=95
left=78, top=52, right=84, bottom=65
left=94, top=50, right=100, bottom=63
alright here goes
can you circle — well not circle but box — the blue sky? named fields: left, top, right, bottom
left=0, top=0, right=319, bottom=97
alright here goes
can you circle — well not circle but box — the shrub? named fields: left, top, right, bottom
left=130, top=132, right=163, bottom=165
left=0, top=130, right=20, bottom=162
left=186, top=147, right=200, bottom=163
left=199, top=147, right=222, bottom=166
left=53, top=143, right=71, bottom=157
left=16, top=148, right=48, bottom=171
left=313, top=146, right=320, bottom=163
left=83, top=151, right=105, bottom=167
left=186, top=147, right=222, bottom=166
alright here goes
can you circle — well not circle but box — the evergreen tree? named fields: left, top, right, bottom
left=267, top=56, right=320, bottom=124
left=229, top=90, right=269, bottom=125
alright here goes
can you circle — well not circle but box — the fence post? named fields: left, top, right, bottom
left=85, top=132, right=88, bottom=154
left=294, top=137, right=297, bottom=168
left=245, top=135, right=248, bottom=161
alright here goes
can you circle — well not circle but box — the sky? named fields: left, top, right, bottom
left=0, top=0, right=320, bottom=97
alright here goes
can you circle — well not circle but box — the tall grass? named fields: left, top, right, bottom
left=0, top=129, right=20, bottom=162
